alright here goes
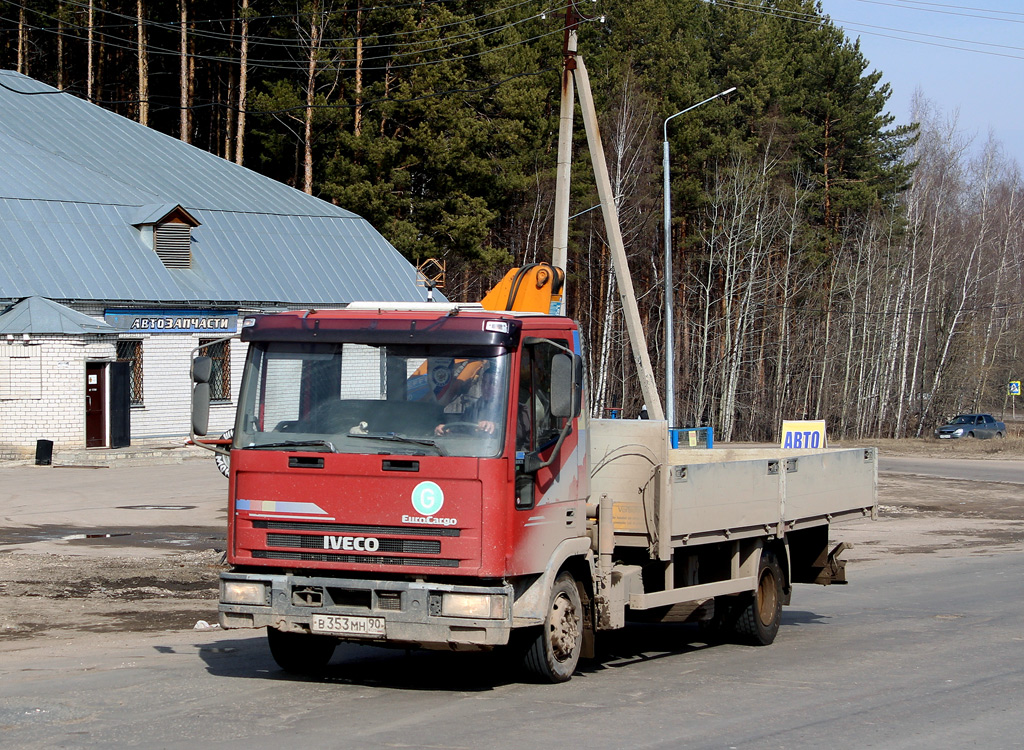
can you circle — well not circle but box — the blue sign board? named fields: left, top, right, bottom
left=105, top=309, right=237, bottom=333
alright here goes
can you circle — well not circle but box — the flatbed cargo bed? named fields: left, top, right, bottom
left=589, top=420, right=877, bottom=553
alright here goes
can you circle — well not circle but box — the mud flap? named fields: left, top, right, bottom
left=582, top=622, right=596, bottom=659
left=812, top=542, right=849, bottom=585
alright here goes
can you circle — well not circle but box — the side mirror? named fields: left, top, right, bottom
left=192, top=356, right=212, bottom=384
left=192, top=382, right=210, bottom=436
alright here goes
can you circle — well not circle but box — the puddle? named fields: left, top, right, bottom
left=0, top=525, right=225, bottom=551
left=118, top=505, right=197, bottom=511
left=60, top=532, right=131, bottom=541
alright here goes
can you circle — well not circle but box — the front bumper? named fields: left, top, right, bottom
left=219, top=572, right=513, bottom=648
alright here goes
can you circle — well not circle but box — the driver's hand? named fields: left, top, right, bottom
left=434, top=424, right=449, bottom=436
left=477, top=420, right=496, bottom=434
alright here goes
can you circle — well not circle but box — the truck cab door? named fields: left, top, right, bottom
left=514, top=339, right=579, bottom=509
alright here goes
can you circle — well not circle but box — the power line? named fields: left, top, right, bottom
left=713, top=0, right=1024, bottom=61
left=4, top=0, right=567, bottom=58
left=0, top=78, right=66, bottom=95
left=2, top=2, right=573, bottom=73
left=846, top=0, right=1024, bottom=23
left=0, top=65, right=558, bottom=116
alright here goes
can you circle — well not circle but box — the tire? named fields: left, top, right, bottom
left=697, top=597, right=739, bottom=642
left=267, top=627, right=337, bottom=675
left=996, top=431, right=1005, bottom=439
left=734, top=549, right=784, bottom=646
left=523, top=572, right=583, bottom=683
left=967, top=432, right=975, bottom=439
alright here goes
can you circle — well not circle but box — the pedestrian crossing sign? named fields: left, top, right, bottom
left=1010, top=381, right=1021, bottom=396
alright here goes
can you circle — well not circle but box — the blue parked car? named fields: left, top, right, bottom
left=934, top=414, right=1006, bottom=440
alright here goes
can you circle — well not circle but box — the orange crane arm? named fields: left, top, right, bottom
left=479, top=263, right=565, bottom=314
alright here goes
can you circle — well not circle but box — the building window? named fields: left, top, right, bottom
left=116, top=340, right=144, bottom=405
left=0, top=346, right=42, bottom=400
left=199, top=339, right=231, bottom=402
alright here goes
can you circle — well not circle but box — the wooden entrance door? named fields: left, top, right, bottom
left=85, top=363, right=107, bottom=448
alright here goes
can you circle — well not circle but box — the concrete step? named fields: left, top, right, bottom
left=4, top=442, right=213, bottom=467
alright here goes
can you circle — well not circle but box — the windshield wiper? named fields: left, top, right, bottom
left=246, top=439, right=336, bottom=452
left=348, top=433, right=447, bottom=456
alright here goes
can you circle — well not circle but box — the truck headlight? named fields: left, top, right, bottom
left=223, top=581, right=268, bottom=605
left=441, top=593, right=507, bottom=619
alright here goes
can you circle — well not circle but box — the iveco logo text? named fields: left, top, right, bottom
left=322, top=535, right=380, bottom=551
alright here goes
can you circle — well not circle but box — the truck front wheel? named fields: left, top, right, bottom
left=523, top=572, right=583, bottom=683
left=734, top=549, right=784, bottom=646
left=267, top=627, right=337, bottom=675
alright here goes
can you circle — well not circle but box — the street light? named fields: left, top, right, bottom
left=662, top=86, right=736, bottom=429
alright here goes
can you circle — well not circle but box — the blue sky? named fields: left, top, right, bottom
left=817, top=0, right=1024, bottom=167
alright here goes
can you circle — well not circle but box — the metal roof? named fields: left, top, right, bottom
left=0, top=71, right=436, bottom=307
left=0, top=296, right=117, bottom=335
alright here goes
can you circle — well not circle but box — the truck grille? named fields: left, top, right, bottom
left=252, top=550, right=459, bottom=567
left=266, top=533, right=440, bottom=555
left=253, top=520, right=459, bottom=537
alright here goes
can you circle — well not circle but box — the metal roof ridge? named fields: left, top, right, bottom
left=342, top=302, right=485, bottom=312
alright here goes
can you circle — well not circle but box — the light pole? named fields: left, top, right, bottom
left=662, top=86, right=736, bottom=429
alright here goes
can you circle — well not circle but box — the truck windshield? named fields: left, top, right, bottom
left=235, top=342, right=511, bottom=458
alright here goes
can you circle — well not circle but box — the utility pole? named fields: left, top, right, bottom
left=551, top=4, right=664, bottom=420
left=550, top=6, right=578, bottom=317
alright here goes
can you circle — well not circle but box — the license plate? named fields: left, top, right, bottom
left=310, top=614, right=386, bottom=637
left=938, top=435, right=952, bottom=439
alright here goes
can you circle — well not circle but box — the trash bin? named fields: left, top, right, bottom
left=35, top=439, right=53, bottom=466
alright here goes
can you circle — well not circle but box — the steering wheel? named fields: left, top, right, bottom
left=440, top=422, right=486, bottom=435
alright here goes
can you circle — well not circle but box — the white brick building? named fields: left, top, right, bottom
left=0, top=71, right=431, bottom=458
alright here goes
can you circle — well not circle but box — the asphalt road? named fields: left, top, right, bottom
left=1, top=551, right=1022, bottom=749
left=878, top=456, right=1024, bottom=484
left=2, top=455, right=1022, bottom=748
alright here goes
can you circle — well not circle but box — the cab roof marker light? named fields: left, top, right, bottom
left=484, top=320, right=510, bottom=334
left=241, top=317, right=257, bottom=328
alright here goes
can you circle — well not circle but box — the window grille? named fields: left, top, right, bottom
left=116, top=340, right=144, bottom=405
left=199, top=339, right=231, bottom=402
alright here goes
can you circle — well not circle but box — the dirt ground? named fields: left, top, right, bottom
left=2, top=439, right=1023, bottom=645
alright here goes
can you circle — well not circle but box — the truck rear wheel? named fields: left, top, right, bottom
left=734, top=549, right=783, bottom=646
left=267, top=627, right=337, bottom=675
left=523, top=572, right=583, bottom=683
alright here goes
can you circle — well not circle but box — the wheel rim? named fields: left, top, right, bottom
left=757, top=569, right=778, bottom=627
left=549, top=592, right=580, bottom=662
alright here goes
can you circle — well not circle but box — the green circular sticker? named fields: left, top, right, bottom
left=411, top=481, right=444, bottom=516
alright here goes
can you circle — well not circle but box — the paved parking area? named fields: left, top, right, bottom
left=0, top=458, right=228, bottom=556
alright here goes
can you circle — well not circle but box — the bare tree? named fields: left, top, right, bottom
left=236, top=0, right=250, bottom=165
left=87, top=0, right=95, bottom=100
left=17, top=5, right=28, bottom=75
left=137, top=0, right=148, bottom=126
left=353, top=0, right=364, bottom=137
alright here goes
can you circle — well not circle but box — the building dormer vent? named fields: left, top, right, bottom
left=155, top=221, right=193, bottom=268
left=131, top=204, right=200, bottom=270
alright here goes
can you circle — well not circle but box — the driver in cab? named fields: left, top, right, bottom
left=434, top=365, right=502, bottom=435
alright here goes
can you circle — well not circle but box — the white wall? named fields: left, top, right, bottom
left=0, top=336, right=116, bottom=454
left=0, top=311, right=249, bottom=457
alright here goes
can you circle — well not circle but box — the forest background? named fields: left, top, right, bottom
left=3, top=0, right=1022, bottom=441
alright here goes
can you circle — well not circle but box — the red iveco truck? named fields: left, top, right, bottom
left=191, top=299, right=877, bottom=682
